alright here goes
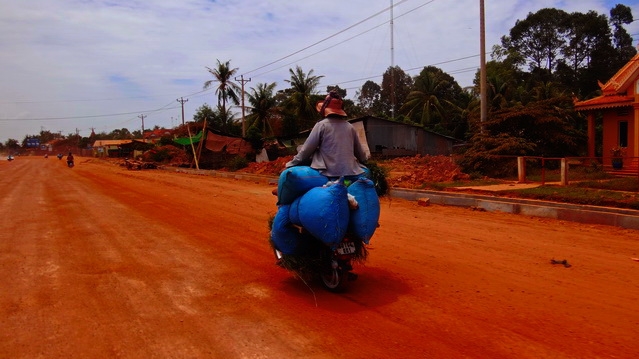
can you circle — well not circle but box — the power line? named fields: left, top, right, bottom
left=1, top=0, right=446, bottom=130
left=333, top=54, right=480, bottom=87
left=0, top=105, right=180, bottom=122
left=241, top=0, right=412, bottom=76
left=248, top=0, right=438, bottom=80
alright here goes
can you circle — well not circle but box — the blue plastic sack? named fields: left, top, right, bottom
left=288, top=182, right=349, bottom=248
left=277, top=166, right=328, bottom=205
left=270, top=205, right=299, bottom=255
left=347, top=178, right=380, bottom=244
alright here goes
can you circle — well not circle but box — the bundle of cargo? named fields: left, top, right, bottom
left=270, top=166, right=380, bottom=257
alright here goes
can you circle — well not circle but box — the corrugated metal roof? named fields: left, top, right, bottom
left=92, top=140, right=133, bottom=147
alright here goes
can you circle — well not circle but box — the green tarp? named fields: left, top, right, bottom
left=173, top=131, right=203, bottom=145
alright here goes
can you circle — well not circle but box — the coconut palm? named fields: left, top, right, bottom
left=283, top=66, right=323, bottom=130
left=401, top=67, right=461, bottom=127
left=246, top=82, right=277, bottom=137
left=203, top=60, right=241, bottom=132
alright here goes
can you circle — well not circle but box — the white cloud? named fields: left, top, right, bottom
left=1, top=0, right=638, bottom=142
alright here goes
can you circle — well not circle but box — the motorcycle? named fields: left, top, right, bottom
left=269, top=169, right=380, bottom=292
left=67, top=159, right=74, bottom=168
left=272, top=225, right=367, bottom=292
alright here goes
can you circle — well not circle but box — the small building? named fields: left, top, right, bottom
left=92, top=139, right=152, bottom=158
left=574, top=52, right=639, bottom=171
left=92, top=140, right=132, bottom=157
left=350, top=116, right=458, bottom=157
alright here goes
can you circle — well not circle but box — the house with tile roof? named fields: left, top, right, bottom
left=574, top=53, right=638, bottom=172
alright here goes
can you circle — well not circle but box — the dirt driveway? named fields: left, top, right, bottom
left=1, top=157, right=638, bottom=358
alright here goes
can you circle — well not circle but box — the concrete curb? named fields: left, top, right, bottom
left=391, top=188, right=639, bottom=231
left=166, top=167, right=639, bottom=231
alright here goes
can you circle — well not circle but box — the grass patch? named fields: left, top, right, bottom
left=503, top=162, right=616, bottom=182
left=572, top=177, right=638, bottom=192
left=500, top=184, right=639, bottom=210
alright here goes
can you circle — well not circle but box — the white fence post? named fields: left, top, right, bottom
left=561, top=158, right=568, bottom=186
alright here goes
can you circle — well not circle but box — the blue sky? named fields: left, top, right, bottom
left=1, top=0, right=638, bottom=143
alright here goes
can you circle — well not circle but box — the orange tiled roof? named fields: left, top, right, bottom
left=573, top=94, right=634, bottom=111
left=600, top=54, right=639, bottom=94
left=574, top=53, right=639, bottom=111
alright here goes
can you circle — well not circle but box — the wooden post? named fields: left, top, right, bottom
left=195, top=118, right=207, bottom=167
left=187, top=124, right=199, bottom=170
left=517, top=157, right=526, bottom=183
left=587, top=112, right=595, bottom=158
left=561, top=158, right=568, bottom=186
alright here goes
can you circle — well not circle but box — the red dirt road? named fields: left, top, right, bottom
left=1, top=157, right=638, bottom=358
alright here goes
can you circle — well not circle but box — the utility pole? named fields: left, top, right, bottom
left=177, top=97, right=188, bottom=125
left=390, top=0, right=396, bottom=121
left=479, top=0, right=487, bottom=132
left=138, top=114, right=146, bottom=139
left=235, top=75, right=251, bottom=137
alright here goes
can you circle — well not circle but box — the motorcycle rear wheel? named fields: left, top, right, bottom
left=320, top=260, right=347, bottom=292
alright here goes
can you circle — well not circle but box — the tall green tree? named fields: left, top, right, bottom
left=109, top=128, right=132, bottom=140
left=4, top=139, right=20, bottom=151
left=609, top=4, right=636, bottom=69
left=380, top=66, right=413, bottom=119
left=193, top=103, right=215, bottom=125
left=502, top=8, right=571, bottom=77
left=500, top=6, right=636, bottom=97
left=356, top=80, right=383, bottom=116
left=203, top=60, right=241, bottom=133
left=556, top=11, right=614, bottom=97
left=213, top=105, right=240, bottom=136
left=283, top=66, right=323, bottom=132
left=246, top=82, right=278, bottom=137
left=401, top=66, right=464, bottom=133
left=459, top=96, right=586, bottom=176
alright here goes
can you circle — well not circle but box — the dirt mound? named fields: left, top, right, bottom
left=238, top=155, right=293, bottom=176
left=237, top=155, right=470, bottom=189
left=381, top=155, right=470, bottom=188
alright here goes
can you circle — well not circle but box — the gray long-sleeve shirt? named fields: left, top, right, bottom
left=286, top=117, right=370, bottom=177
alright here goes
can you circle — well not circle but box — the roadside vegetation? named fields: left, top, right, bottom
left=238, top=155, right=639, bottom=210
left=3, top=5, right=636, bottom=212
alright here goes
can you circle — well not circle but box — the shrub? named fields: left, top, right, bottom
left=365, top=160, right=389, bottom=196
left=226, top=155, right=249, bottom=171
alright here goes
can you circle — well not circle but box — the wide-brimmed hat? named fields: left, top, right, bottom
left=316, top=91, right=347, bottom=117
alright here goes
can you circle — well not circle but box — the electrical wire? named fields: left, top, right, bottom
left=241, top=0, right=413, bottom=76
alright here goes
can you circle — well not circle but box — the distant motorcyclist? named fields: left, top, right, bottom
left=66, top=152, right=74, bottom=167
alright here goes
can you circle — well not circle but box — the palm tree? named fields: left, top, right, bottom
left=401, top=69, right=454, bottom=127
left=247, top=82, right=277, bottom=137
left=283, top=66, right=323, bottom=130
left=203, top=60, right=241, bottom=132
